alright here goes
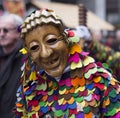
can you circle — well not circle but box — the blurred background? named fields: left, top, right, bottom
left=0, top=0, right=120, bottom=41
left=0, top=0, right=119, bottom=46
left=1, top=0, right=120, bottom=79
left=0, top=0, right=120, bottom=29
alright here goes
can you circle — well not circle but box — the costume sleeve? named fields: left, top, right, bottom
left=15, top=62, right=28, bottom=118
left=101, top=71, right=120, bottom=117
left=82, top=55, right=120, bottom=117
left=15, top=60, right=40, bottom=118
left=15, top=84, right=28, bottom=118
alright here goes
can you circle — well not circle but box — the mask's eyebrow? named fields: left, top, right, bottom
left=44, top=34, right=60, bottom=40
left=58, top=35, right=63, bottom=40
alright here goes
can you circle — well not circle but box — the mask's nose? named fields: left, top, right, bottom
left=40, top=45, right=53, bottom=58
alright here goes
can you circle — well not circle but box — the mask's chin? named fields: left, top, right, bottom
left=45, top=64, right=65, bottom=78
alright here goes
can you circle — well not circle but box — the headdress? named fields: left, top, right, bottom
left=20, top=9, right=64, bottom=39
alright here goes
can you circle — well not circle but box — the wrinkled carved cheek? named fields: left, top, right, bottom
left=29, top=51, right=39, bottom=62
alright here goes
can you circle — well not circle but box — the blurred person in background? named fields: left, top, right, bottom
left=105, top=31, right=115, bottom=48
left=111, top=29, right=120, bottom=51
left=91, top=29, right=105, bottom=44
left=0, top=13, right=23, bottom=118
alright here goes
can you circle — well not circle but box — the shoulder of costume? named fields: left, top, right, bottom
left=68, top=40, right=119, bottom=86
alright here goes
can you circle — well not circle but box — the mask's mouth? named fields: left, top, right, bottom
left=48, top=57, right=58, bottom=64
left=42, top=56, right=60, bottom=70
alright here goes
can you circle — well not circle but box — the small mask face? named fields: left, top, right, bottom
left=25, top=24, right=69, bottom=77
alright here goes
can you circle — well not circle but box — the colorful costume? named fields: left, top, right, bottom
left=15, top=9, right=120, bottom=118
left=15, top=42, right=120, bottom=118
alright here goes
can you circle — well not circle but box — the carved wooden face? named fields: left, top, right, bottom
left=25, top=24, right=69, bottom=77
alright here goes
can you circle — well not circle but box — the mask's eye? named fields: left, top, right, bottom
left=30, top=45, right=39, bottom=51
left=29, top=41, right=39, bottom=52
left=47, top=38, right=58, bottom=44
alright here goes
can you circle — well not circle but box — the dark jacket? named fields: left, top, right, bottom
left=0, top=40, right=23, bottom=118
